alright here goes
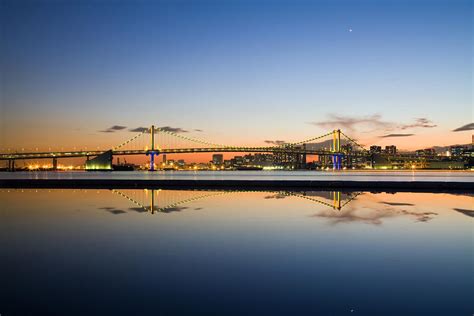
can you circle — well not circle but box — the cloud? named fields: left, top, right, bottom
left=264, top=140, right=286, bottom=145
left=264, top=193, right=287, bottom=199
left=99, top=125, right=127, bottom=133
left=109, top=125, right=127, bottom=131
left=129, top=127, right=149, bottom=133
left=161, top=206, right=189, bottom=213
left=379, top=133, right=414, bottom=138
left=159, top=126, right=189, bottom=133
left=381, top=202, right=415, bottom=206
left=129, top=207, right=148, bottom=213
left=311, top=205, right=437, bottom=225
left=194, top=129, right=203, bottom=132
left=400, top=118, right=436, bottom=130
left=309, top=114, right=437, bottom=133
left=129, top=126, right=189, bottom=133
left=453, top=208, right=474, bottom=218
left=308, top=114, right=392, bottom=132
left=108, top=209, right=126, bottom=215
left=453, top=123, right=474, bottom=132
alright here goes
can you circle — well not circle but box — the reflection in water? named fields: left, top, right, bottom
left=311, top=201, right=438, bottom=225
left=111, top=188, right=360, bottom=214
left=453, top=208, right=474, bottom=217
left=105, top=189, right=451, bottom=225
left=0, top=188, right=472, bottom=315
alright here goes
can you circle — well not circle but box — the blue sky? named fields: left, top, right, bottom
left=1, top=0, right=472, bottom=150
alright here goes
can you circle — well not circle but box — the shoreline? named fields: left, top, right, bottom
left=1, top=179, right=473, bottom=192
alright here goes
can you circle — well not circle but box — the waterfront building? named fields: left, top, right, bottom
left=416, top=148, right=436, bottom=157
left=385, top=145, right=397, bottom=155
left=370, top=145, right=382, bottom=154
left=450, top=145, right=466, bottom=157
left=212, top=154, right=223, bottom=165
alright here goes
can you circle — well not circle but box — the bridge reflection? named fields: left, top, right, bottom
left=111, top=189, right=360, bottom=214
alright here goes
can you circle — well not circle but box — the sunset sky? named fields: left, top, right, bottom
left=1, top=0, right=472, bottom=158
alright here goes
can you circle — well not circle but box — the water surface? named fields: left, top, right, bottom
left=1, top=189, right=472, bottom=315
left=1, top=170, right=473, bottom=182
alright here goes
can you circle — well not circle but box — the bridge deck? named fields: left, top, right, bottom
left=0, top=148, right=358, bottom=160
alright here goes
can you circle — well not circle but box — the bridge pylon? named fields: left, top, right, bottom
left=147, top=125, right=159, bottom=171
left=331, top=129, right=343, bottom=170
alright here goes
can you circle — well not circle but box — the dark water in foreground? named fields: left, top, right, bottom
left=1, top=189, right=472, bottom=315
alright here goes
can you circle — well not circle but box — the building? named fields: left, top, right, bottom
left=273, top=145, right=306, bottom=169
left=370, top=145, right=382, bottom=154
left=85, top=150, right=113, bottom=171
left=416, top=148, right=436, bottom=157
left=212, top=154, right=223, bottom=165
left=450, top=146, right=466, bottom=157
left=385, top=145, right=397, bottom=155
left=341, top=144, right=353, bottom=153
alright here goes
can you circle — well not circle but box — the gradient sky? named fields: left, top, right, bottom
left=0, top=0, right=472, bottom=155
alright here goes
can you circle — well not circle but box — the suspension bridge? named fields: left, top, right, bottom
left=111, top=189, right=361, bottom=213
left=0, top=125, right=367, bottom=171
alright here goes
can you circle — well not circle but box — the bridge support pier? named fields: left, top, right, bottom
left=332, top=154, right=343, bottom=170
left=52, top=158, right=58, bottom=171
left=332, top=191, right=341, bottom=210
left=148, top=151, right=158, bottom=171
left=150, top=189, right=155, bottom=214
left=147, top=125, right=160, bottom=171
left=8, top=159, right=15, bottom=172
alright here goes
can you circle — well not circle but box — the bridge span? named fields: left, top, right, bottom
left=1, top=126, right=365, bottom=171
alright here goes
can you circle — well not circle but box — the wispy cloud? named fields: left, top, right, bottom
left=400, top=118, right=436, bottom=130
left=264, top=140, right=286, bottom=145
left=129, top=126, right=189, bottom=133
left=380, top=202, right=415, bottom=206
left=379, top=133, right=414, bottom=138
left=453, top=123, right=474, bottom=132
left=311, top=206, right=437, bottom=225
left=309, top=114, right=437, bottom=134
left=159, top=126, right=189, bottom=133
left=308, top=114, right=392, bottom=132
left=453, top=208, right=474, bottom=217
left=194, top=129, right=203, bottom=132
left=99, top=125, right=127, bottom=133
left=129, top=127, right=148, bottom=133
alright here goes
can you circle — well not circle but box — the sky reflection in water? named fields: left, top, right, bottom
left=1, top=189, right=472, bottom=315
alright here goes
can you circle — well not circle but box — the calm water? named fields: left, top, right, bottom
left=1, top=188, right=472, bottom=315
left=1, top=170, right=473, bottom=182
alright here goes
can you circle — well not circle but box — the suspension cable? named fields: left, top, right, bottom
left=284, top=131, right=334, bottom=147
left=339, top=131, right=367, bottom=151
left=113, top=131, right=147, bottom=150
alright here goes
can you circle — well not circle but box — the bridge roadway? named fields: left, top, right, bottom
left=0, top=147, right=359, bottom=161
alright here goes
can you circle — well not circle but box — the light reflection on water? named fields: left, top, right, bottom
left=1, top=170, right=473, bottom=182
left=0, top=189, right=472, bottom=315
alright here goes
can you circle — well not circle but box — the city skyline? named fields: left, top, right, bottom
left=1, top=0, right=472, bottom=155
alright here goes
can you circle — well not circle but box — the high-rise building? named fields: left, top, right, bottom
left=341, top=144, right=353, bottom=153
left=370, top=145, right=382, bottom=154
left=416, top=148, right=436, bottom=157
left=273, top=145, right=306, bottom=169
left=450, top=146, right=466, bottom=157
left=212, top=154, right=223, bottom=165
left=385, top=145, right=397, bottom=155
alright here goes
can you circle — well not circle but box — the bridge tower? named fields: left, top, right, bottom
left=8, top=159, right=15, bottom=172
left=332, top=191, right=341, bottom=210
left=332, top=129, right=343, bottom=170
left=147, top=125, right=159, bottom=171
